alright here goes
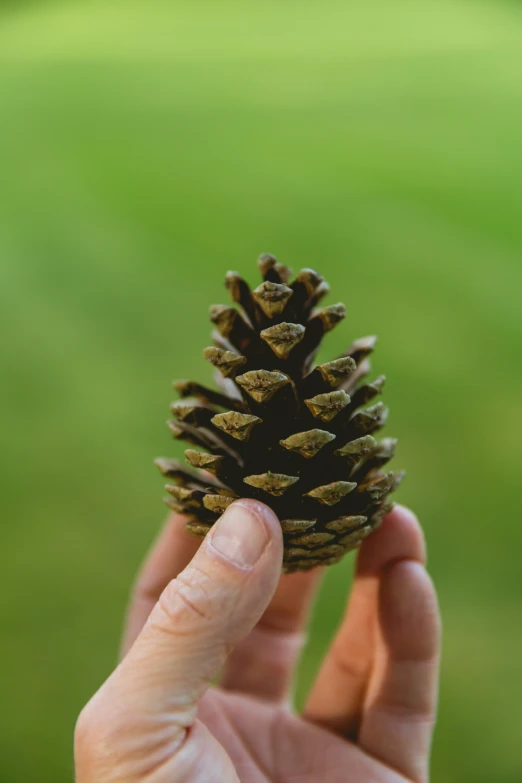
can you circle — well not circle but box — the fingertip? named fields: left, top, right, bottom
left=391, top=504, right=427, bottom=560
left=392, top=504, right=423, bottom=535
left=379, top=560, right=441, bottom=662
left=357, top=504, right=426, bottom=575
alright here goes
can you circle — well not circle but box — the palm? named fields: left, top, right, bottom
left=199, top=688, right=410, bottom=783
left=111, top=505, right=439, bottom=783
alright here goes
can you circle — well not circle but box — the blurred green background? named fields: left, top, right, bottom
left=1, top=0, right=521, bottom=781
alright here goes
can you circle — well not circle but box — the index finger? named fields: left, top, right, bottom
left=120, top=513, right=201, bottom=657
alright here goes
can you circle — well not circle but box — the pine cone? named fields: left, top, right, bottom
left=156, top=254, right=404, bottom=572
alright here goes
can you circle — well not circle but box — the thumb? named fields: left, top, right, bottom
left=76, top=500, right=283, bottom=782
left=116, top=497, right=281, bottom=714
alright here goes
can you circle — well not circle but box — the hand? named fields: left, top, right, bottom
left=75, top=500, right=440, bottom=783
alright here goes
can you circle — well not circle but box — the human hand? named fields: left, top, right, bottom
left=75, top=500, right=440, bottom=783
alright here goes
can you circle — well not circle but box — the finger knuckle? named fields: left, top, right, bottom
left=331, top=643, right=371, bottom=682
left=374, top=699, right=437, bottom=728
left=157, top=570, right=214, bottom=634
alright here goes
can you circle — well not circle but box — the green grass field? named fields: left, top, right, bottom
left=1, top=1, right=521, bottom=780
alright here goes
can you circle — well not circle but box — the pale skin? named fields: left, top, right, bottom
left=75, top=501, right=441, bottom=783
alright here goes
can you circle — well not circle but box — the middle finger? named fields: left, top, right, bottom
left=219, top=566, right=324, bottom=702
left=303, top=506, right=426, bottom=736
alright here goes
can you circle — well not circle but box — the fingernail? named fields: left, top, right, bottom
left=210, top=502, right=269, bottom=568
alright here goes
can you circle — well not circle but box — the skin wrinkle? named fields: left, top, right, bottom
left=169, top=572, right=214, bottom=621
left=154, top=559, right=240, bottom=637
left=245, top=622, right=308, bottom=646
left=219, top=698, right=273, bottom=783
left=198, top=695, right=268, bottom=783
left=76, top=698, right=190, bottom=783
left=256, top=607, right=311, bottom=636
left=177, top=560, right=221, bottom=597
left=371, top=660, right=440, bottom=715
left=329, top=636, right=373, bottom=683
left=271, top=715, right=356, bottom=783
left=121, top=735, right=187, bottom=783
left=226, top=623, right=308, bottom=671
left=268, top=704, right=282, bottom=782
left=199, top=694, right=247, bottom=765
left=146, top=608, right=207, bottom=642
left=369, top=700, right=437, bottom=727
left=138, top=725, right=199, bottom=783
